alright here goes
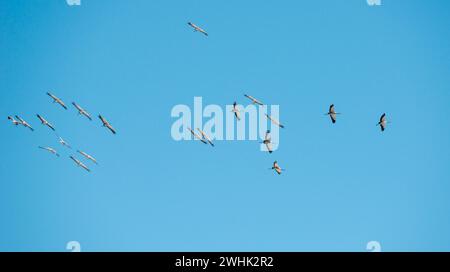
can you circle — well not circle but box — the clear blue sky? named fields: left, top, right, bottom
left=1, top=0, right=450, bottom=252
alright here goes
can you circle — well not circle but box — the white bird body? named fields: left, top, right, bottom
left=77, top=150, right=98, bottom=164
left=244, top=94, right=264, bottom=106
left=70, top=156, right=90, bottom=172
left=188, top=127, right=207, bottom=144
left=15, top=115, right=34, bottom=131
left=47, top=92, right=67, bottom=110
left=98, top=115, right=116, bottom=134
left=187, top=22, right=208, bottom=36
left=36, top=114, right=55, bottom=131
left=72, top=102, right=92, bottom=121
left=39, top=146, right=59, bottom=157
left=197, top=128, right=214, bottom=147
left=265, top=114, right=285, bottom=128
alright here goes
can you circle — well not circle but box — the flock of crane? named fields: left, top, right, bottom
left=187, top=22, right=390, bottom=175
left=6, top=22, right=390, bottom=176
left=7, top=92, right=116, bottom=173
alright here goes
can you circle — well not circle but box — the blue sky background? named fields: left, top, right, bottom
left=1, top=0, right=450, bottom=252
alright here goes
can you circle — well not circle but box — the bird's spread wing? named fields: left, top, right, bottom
left=47, top=92, right=56, bottom=100
left=234, top=111, right=240, bottom=120
left=80, top=163, right=90, bottom=172
left=70, top=156, right=78, bottom=164
left=244, top=94, right=253, bottom=100
left=107, top=125, right=116, bottom=134
left=266, top=143, right=273, bottom=153
left=245, top=94, right=263, bottom=105
left=98, top=115, right=106, bottom=124
left=275, top=167, right=282, bottom=174
left=37, top=114, right=44, bottom=123
left=72, top=102, right=82, bottom=111
left=329, top=104, right=335, bottom=113
left=330, top=113, right=336, bottom=123
left=83, top=112, right=92, bottom=120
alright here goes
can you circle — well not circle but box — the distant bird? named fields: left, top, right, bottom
left=187, top=22, right=208, bottom=36
left=265, top=114, right=285, bottom=129
left=197, top=128, right=214, bottom=147
left=244, top=94, right=264, bottom=106
left=38, top=146, right=59, bottom=157
left=377, top=113, right=389, bottom=132
left=232, top=102, right=241, bottom=121
left=325, top=104, right=340, bottom=124
left=59, top=137, right=71, bottom=149
left=7, top=116, right=20, bottom=126
left=72, top=102, right=92, bottom=121
left=47, top=92, right=67, bottom=110
left=261, top=130, right=273, bottom=153
left=36, top=114, right=55, bottom=131
left=271, top=161, right=283, bottom=175
left=77, top=150, right=98, bottom=164
left=15, top=115, right=34, bottom=131
left=188, top=127, right=207, bottom=144
left=69, top=156, right=90, bottom=172
left=98, top=115, right=116, bottom=134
